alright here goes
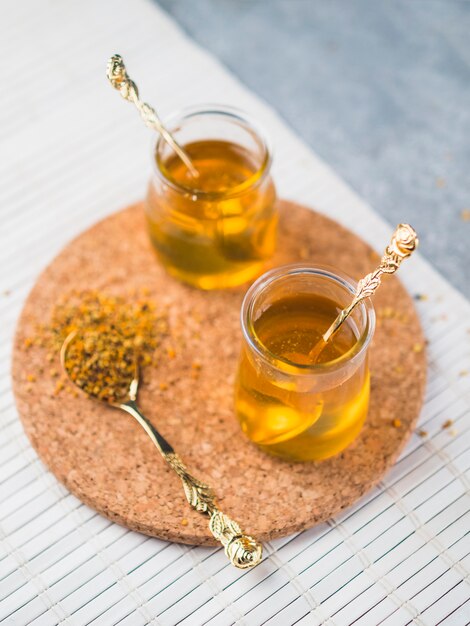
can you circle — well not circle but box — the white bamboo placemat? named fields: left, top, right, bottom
left=0, top=1, right=469, bottom=624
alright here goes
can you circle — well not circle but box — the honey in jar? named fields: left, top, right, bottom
left=146, top=107, right=277, bottom=290
left=235, top=265, right=375, bottom=461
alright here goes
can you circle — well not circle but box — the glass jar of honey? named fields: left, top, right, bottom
left=146, top=105, right=277, bottom=289
left=235, top=264, right=376, bottom=461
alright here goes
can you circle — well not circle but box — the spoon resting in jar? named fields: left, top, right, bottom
left=106, top=53, right=199, bottom=179
left=307, top=224, right=419, bottom=363
left=60, top=329, right=262, bottom=569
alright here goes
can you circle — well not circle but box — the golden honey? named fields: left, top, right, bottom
left=146, top=108, right=277, bottom=290
left=235, top=266, right=375, bottom=461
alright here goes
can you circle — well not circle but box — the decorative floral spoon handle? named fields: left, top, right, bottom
left=119, top=400, right=263, bottom=569
left=308, top=224, right=419, bottom=361
left=106, top=54, right=199, bottom=179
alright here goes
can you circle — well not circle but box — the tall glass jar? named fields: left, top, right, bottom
left=235, top=265, right=376, bottom=461
left=146, top=105, right=277, bottom=290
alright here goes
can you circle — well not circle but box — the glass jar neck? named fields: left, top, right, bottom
left=150, top=104, right=272, bottom=200
left=241, top=264, right=375, bottom=380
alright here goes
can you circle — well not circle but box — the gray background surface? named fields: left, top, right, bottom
left=156, top=0, right=470, bottom=298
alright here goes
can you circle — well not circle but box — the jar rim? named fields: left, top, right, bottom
left=240, top=263, right=376, bottom=375
left=150, top=104, right=273, bottom=200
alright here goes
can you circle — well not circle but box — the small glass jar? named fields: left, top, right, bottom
left=145, top=105, right=277, bottom=290
left=234, top=264, right=376, bottom=461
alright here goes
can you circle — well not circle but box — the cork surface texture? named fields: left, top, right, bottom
left=12, top=201, right=426, bottom=545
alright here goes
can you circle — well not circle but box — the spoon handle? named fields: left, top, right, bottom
left=107, top=54, right=199, bottom=179
left=119, top=400, right=263, bottom=569
left=308, top=223, right=419, bottom=362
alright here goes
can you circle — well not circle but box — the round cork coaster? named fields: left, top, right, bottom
left=12, top=201, right=426, bottom=545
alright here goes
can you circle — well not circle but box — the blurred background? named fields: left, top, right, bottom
left=156, top=0, right=470, bottom=297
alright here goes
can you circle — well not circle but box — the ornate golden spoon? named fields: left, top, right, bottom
left=60, top=330, right=262, bottom=569
left=106, top=54, right=199, bottom=179
left=308, top=223, right=419, bottom=362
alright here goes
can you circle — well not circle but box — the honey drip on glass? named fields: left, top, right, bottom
left=235, top=293, right=370, bottom=461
